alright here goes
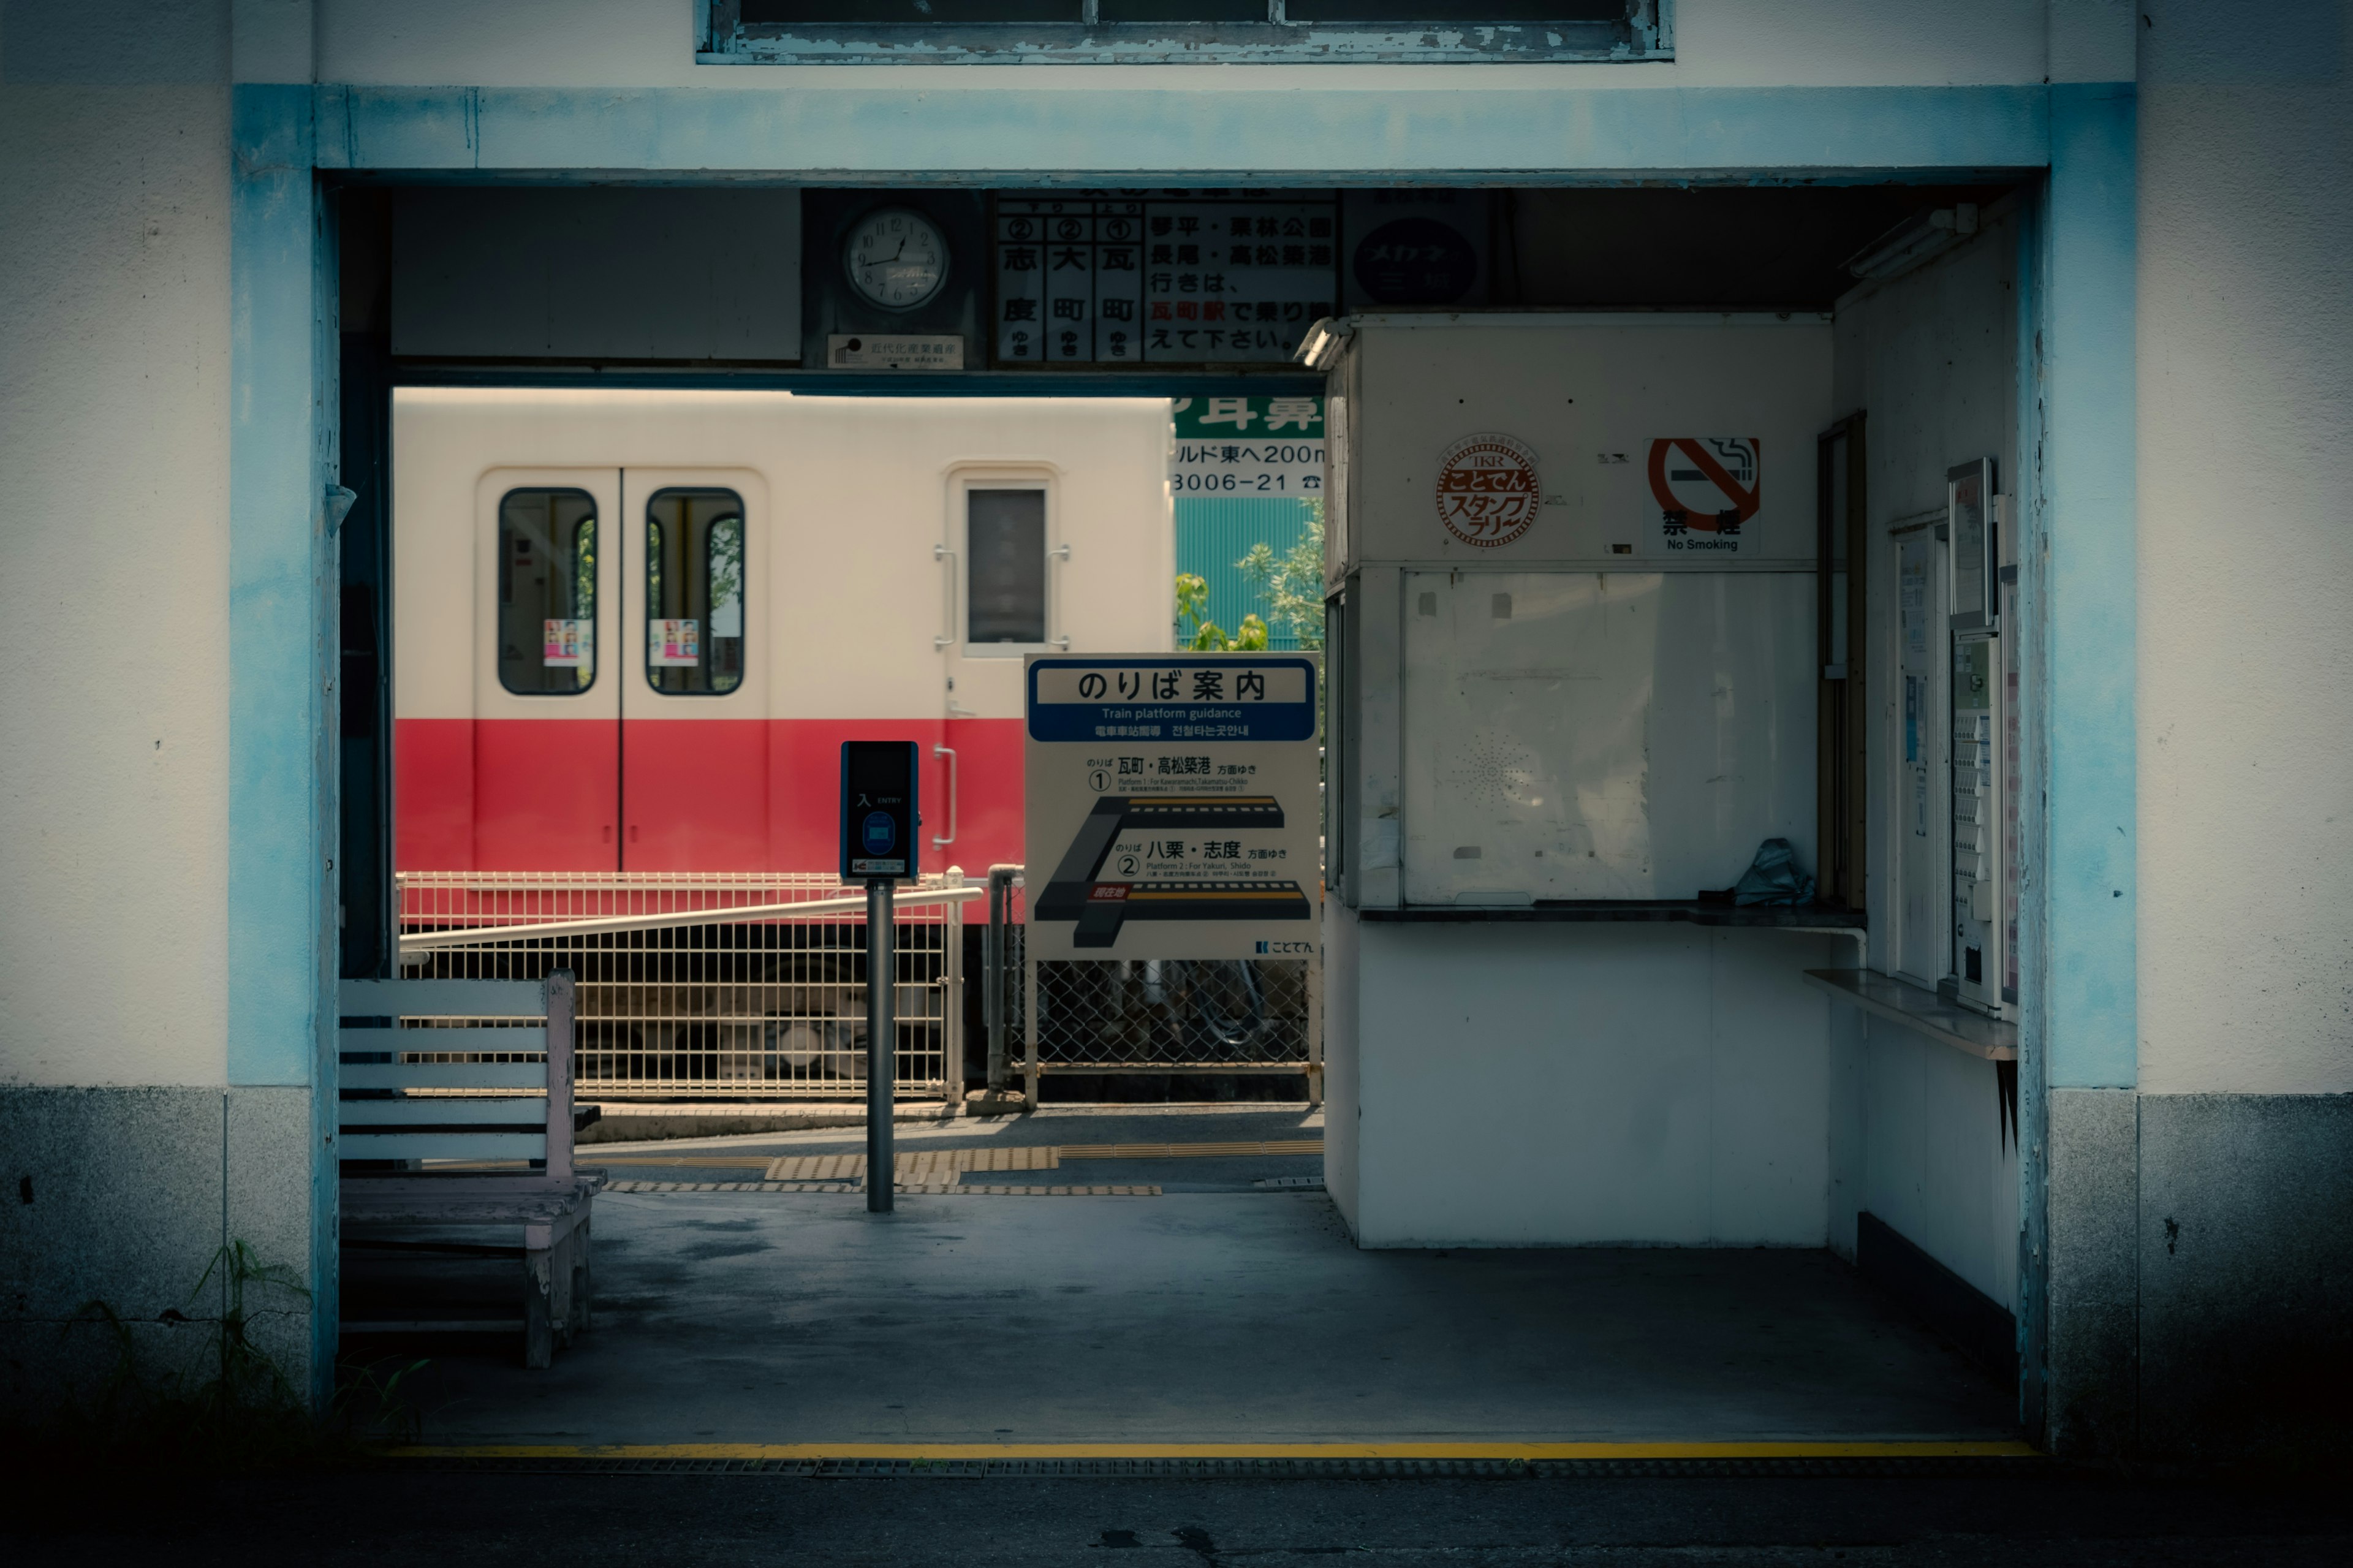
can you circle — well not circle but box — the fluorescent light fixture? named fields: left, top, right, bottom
left=1844, top=203, right=1979, bottom=282
left=1294, top=316, right=1354, bottom=371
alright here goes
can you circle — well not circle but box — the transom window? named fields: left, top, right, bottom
left=705, top=0, right=1666, bottom=65
left=968, top=488, right=1049, bottom=647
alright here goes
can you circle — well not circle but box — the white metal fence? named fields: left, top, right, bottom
left=396, top=872, right=965, bottom=1102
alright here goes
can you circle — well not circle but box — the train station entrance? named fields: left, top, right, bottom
left=330, top=173, right=2052, bottom=1457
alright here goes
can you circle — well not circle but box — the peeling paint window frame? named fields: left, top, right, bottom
left=697, top=0, right=1670, bottom=65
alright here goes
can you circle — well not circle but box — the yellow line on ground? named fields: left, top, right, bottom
left=392, top=1439, right=2037, bottom=1461
left=1078, top=1142, right=1317, bottom=1159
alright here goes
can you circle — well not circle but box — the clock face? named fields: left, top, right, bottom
left=843, top=208, right=949, bottom=312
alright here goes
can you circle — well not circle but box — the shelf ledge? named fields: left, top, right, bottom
left=1354, top=901, right=1865, bottom=929
left=1803, top=968, right=2017, bottom=1061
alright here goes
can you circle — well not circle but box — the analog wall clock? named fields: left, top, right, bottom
left=843, top=208, right=949, bottom=312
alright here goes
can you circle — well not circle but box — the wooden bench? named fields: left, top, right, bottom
left=338, top=972, right=599, bottom=1368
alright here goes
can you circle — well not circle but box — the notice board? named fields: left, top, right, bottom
left=1400, top=570, right=1816, bottom=904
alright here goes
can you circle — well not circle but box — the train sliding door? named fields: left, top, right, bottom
left=618, top=470, right=769, bottom=870
left=466, top=471, right=621, bottom=869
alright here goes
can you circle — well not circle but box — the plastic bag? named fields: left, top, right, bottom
left=1733, top=838, right=1816, bottom=907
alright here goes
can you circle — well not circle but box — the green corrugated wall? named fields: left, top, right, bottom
left=1174, top=497, right=1317, bottom=649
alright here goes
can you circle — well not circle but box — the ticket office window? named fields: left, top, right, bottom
left=645, top=488, right=746, bottom=696
left=966, top=487, right=1049, bottom=650
left=497, top=488, right=598, bottom=695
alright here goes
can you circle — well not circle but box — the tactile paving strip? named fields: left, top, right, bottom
left=604, top=1180, right=1160, bottom=1197
left=1058, top=1139, right=1323, bottom=1160
left=756, top=1146, right=1064, bottom=1182
left=398, top=1454, right=2040, bottom=1479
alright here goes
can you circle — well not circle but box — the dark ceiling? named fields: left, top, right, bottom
left=1499, top=185, right=2018, bottom=310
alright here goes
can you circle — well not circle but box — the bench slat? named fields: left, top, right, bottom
left=340, top=1027, right=548, bottom=1059
left=340, top=1058, right=548, bottom=1090
left=340, top=1132, right=548, bottom=1160
left=338, top=1097, right=547, bottom=1126
left=339, top=978, right=544, bottom=1018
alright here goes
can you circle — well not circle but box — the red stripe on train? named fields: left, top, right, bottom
left=395, top=717, right=1027, bottom=874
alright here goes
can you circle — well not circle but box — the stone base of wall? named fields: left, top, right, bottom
left=0, top=1086, right=319, bottom=1425
left=2045, top=1089, right=2353, bottom=1462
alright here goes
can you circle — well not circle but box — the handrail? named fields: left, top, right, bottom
left=934, top=542, right=958, bottom=650
left=400, top=882, right=982, bottom=952
left=932, top=744, right=958, bottom=847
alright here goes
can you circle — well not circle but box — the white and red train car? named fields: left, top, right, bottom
left=393, top=390, right=1175, bottom=877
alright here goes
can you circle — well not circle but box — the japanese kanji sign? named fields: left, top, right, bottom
left=1648, top=437, right=1762, bottom=555
left=1025, top=654, right=1320, bottom=959
left=994, top=192, right=1338, bottom=367
left=1170, top=395, right=1325, bottom=498
left=1434, top=433, right=1541, bottom=548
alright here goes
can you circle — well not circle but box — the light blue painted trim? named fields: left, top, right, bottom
left=2039, top=84, right=2136, bottom=1089
left=311, top=83, right=2048, bottom=180
left=230, top=83, right=328, bottom=1089
left=699, top=20, right=1665, bottom=67
left=232, top=82, right=338, bottom=1410
left=2013, top=181, right=2050, bottom=1436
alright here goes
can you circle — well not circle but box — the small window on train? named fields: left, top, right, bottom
left=497, top=488, right=597, bottom=695
left=645, top=488, right=746, bottom=696
left=967, top=488, right=1047, bottom=646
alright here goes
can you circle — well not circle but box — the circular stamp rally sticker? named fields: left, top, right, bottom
left=1434, top=433, right=1540, bottom=548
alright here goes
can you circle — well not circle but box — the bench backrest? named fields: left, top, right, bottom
left=338, top=972, right=576, bottom=1188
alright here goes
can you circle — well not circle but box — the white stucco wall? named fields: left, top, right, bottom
left=1836, top=205, right=2021, bottom=977
left=1338, top=916, right=1840, bottom=1249
left=0, top=10, right=233, bottom=1086
left=1831, top=208, right=2024, bottom=1302
left=313, top=0, right=2109, bottom=91
left=2137, top=1, right=2353, bottom=1095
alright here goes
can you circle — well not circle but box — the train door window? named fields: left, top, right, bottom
left=496, top=488, right=598, bottom=694
left=644, top=488, right=746, bottom=695
left=966, top=487, right=1047, bottom=648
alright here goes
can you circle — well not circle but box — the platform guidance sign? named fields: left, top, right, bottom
left=1025, top=654, right=1321, bottom=959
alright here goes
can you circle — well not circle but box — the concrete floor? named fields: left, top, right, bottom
left=346, top=1107, right=2017, bottom=1448
left=18, top=1466, right=2353, bottom=1567
left=577, top=1103, right=1330, bottom=1191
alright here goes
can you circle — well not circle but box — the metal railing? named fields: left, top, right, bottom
left=396, top=872, right=969, bottom=1102
left=982, top=866, right=1321, bottom=1105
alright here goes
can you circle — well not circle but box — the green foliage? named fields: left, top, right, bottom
left=2, top=1238, right=430, bottom=1478
left=1175, top=572, right=1268, bottom=651
left=1237, top=502, right=1327, bottom=651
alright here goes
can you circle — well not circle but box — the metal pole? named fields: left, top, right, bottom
left=866, top=877, right=895, bottom=1213
left=985, top=865, right=1012, bottom=1093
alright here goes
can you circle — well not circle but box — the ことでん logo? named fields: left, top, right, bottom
left=1435, top=434, right=1540, bottom=548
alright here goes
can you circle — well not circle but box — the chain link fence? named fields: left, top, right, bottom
left=1033, top=958, right=1314, bottom=1069
left=398, top=873, right=963, bottom=1102
left=981, top=873, right=1321, bottom=1103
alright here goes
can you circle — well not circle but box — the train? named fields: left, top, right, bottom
left=392, top=388, right=1177, bottom=879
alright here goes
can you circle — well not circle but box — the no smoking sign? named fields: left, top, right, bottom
left=1648, top=436, right=1761, bottom=553
left=1435, top=433, right=1540, bottom=548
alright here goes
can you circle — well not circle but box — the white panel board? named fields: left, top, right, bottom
left=1339, top=915, right=1838, bottom=1248
left=1401, top=570, right=1816, bottom=903
left=1338, top=314, right=1833, bottom=570
left=393, top=188, right=801, bottom=362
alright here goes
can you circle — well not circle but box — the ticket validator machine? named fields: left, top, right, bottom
left=1946, top=459, right=2006, bottom=1018
left=842, top=741, right=919, bottom=1212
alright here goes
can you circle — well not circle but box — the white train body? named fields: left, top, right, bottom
left=392, top=388, right=1175, bottom=876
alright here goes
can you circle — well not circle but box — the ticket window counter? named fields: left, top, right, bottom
left=1314, top=314, right=1867, bottom=1250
